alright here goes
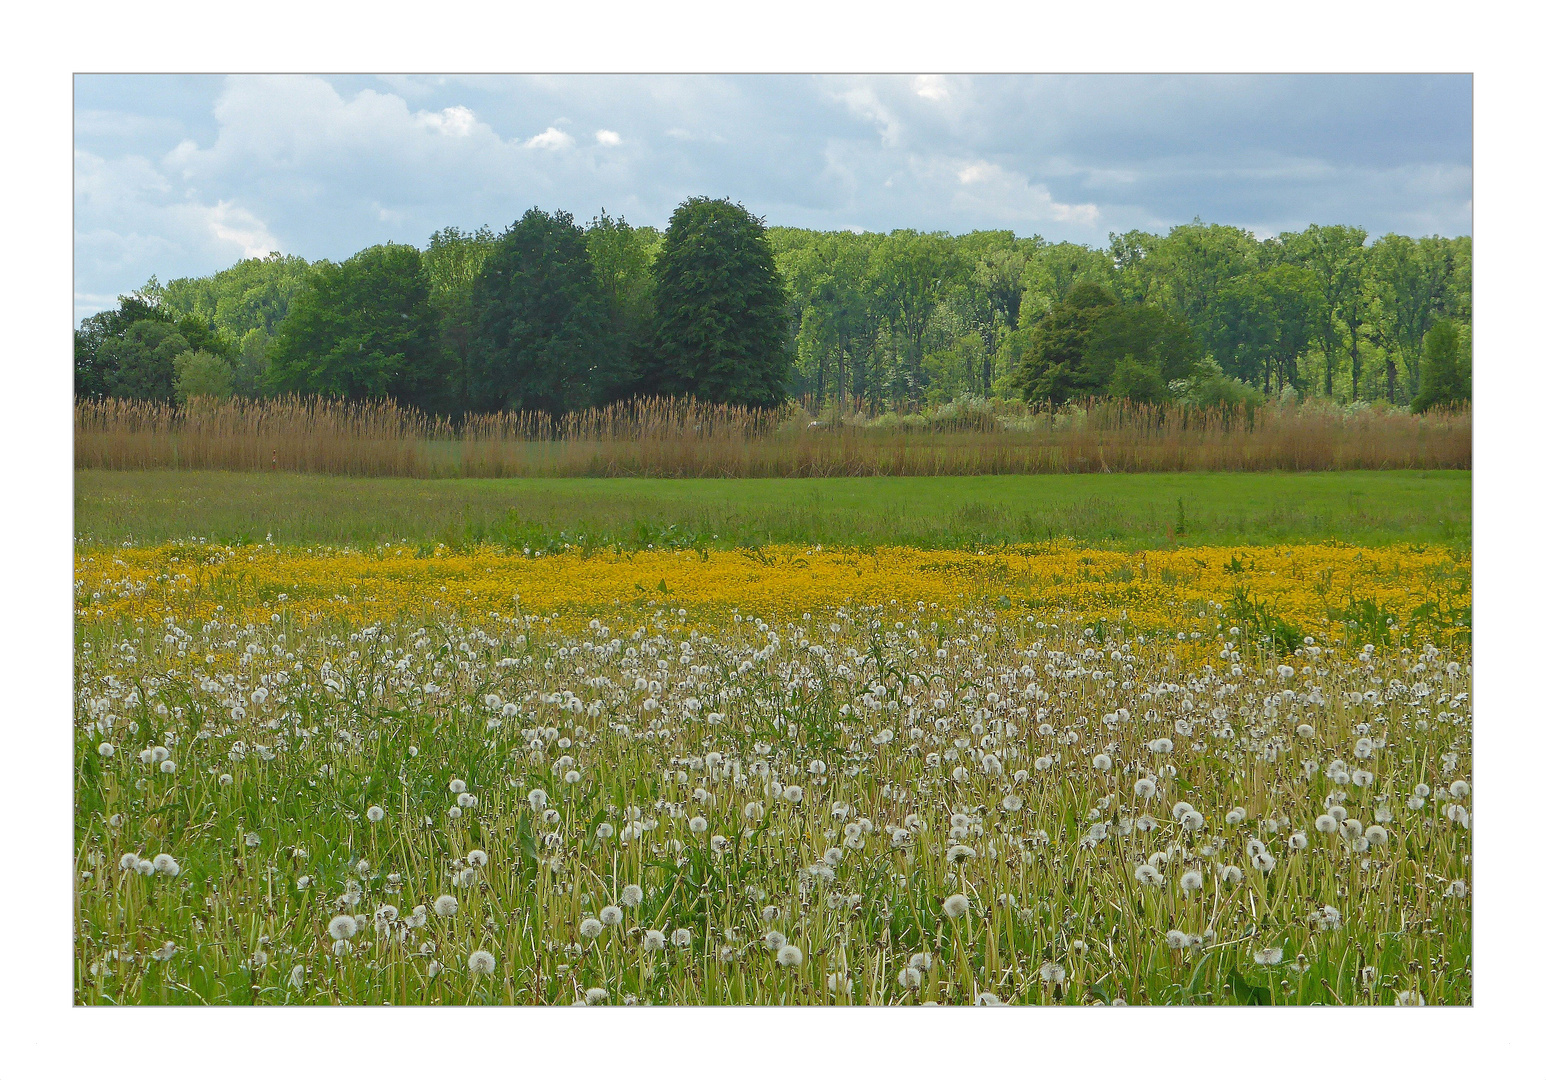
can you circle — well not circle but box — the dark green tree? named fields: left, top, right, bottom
left=97, top=320, right=192, bottom=402
left=1410, top=319, right=1470, bottom=412
left=1010, top=282, right=1119, bottom=404
left=1085, top=303, right=1200, bottom=391
left=75, top=296, right=172, bottom=398
left=467, top=209, right=622, bottom=415
left=647, top=197, right=790, bottom=407
left=586, top=211, right=661, bottom=399
left=423, top=225, right=498, bottom=414
left=267, top=244, right=450, bottom=410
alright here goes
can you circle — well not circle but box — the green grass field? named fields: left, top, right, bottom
left=75, top=468, right=1470, bottom=551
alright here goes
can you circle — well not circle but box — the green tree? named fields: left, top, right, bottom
left=1210, top=266, right=1320, bottom=392
left=97, top=320, right=192, bottom=402
left=1370, top=234, right=1460, bottom=403
left=467, top=209, right=621, bottom=415
left=586, top=211, right=662, bottom=398
left=1409, top=319, right=1470, bottom=412
left=1137, top=221, right=1259, bottom=351
left=232, top=328, right=272, bottom=397
left=1010, top=282, right=1119, bottom=404
left=172, top=349, right=234, bottom=403
left=267, top=244, right=450, bottom=410
left=647, top=197, right=790, bottom=408
left=148, top=253, right=314, bottom=340
left=75, top=295, right=173, bottom=398
left=865, top=230, right=958, bottom=402
left=423, top=226, right=498, bottom=414
left=1281, top=224, right=1368, bottom=398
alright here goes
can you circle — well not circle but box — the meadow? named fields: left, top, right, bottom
left=75, top=468, right=1470, bottom=551
left=75, top=535, right=1470, bottom=1005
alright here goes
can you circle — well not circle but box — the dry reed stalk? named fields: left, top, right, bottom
left=74, top=395, right=1472, bottom=478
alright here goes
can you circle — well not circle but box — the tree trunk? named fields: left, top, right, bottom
left=1386, top=356, right=1398, bottom=403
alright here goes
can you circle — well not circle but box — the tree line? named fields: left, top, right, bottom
left=76, top=202, right=1472, bottom=416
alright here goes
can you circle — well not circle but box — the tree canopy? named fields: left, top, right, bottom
left=646, top=197, right=790, bottom=408
left=466, top=209, right=622, bottom=415
left=266, top=244, right=450, bottom=411
left=80, top=208, right=1471, bottom=414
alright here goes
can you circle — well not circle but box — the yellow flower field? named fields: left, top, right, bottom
left=76, top=541, right=1470, bottom=647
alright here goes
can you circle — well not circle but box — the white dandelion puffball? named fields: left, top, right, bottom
left=764, top=930, right=787, bottom=951
left=1092, top=753, right=1112, bottom=771
left=151, top=853, right=180, bottom=877
left=528, top=788, right=548, bottom=811
left=1165, top=929, right=1189, bottom=949
left=1225, top=808, right=1246, bottom=826
left=898, top=966, right=923, bottom=990
left=585, top=987, right=609, bottom=1005
left=579, top=918, right=604, bottom=940
left=599, top=905, right=623, bottom=927
left=1180, top=870, right=1204, bottom=894
left=642, top=929, right=666, bottom=951
left=671, top=928, right=692, bottom=948
left=1365, top=825, right=1389, bottom=846
left=1134, top=777, right=1158, bottom=799
left=621, top=884, right=644, bottom=907
left=942, top=894, right=970, bottom=919
left=433, top=895, right=459, bottom=918
left=366, top=805, right=385, bottom=822
left=467, top=950, right=496, bottom=975
left=1315, top=814, right=1338, bottom=834
left=1002, top=793, right=1023, bottom=812
left=688, top=816, right=708, bottom=834
left=776, top=944, right=804, bottom=968
left=1253, top=946, right=1284, bottom=966
left=449, top=779, right=466, bottom=794
left=98, top=742, right=115, bottom=758
left=467, top=849, right=488, bottom=867
left=328, top=915, right=358, bottom=941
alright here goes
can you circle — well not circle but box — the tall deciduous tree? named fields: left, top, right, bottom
left=267, top=244, right=450, bottom=410
left=424, top=225, right=498, bottom=414
left=1281, top=224, right=1368, bottom=398
left=97, top=320, right=192, bottom=402
left=647, top=197, right=790, bottom=408
left=1370, top=234, right=1459, bottom=403
left=1409, top=319, right=1470, bottom=412
left=467, top=209, right=621, bottom=415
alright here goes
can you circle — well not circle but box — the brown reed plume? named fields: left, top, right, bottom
left=74, top=394, right=1471, bottom=479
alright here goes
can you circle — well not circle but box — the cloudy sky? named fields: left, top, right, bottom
left=74, top=73, right=1472, bottom=323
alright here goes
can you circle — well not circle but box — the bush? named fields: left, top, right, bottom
left=1109, top=356, right=1169, bottom=404
left=1169, top=359, right=1266, bottom=411
left=172, top=350, right=234, bottom=404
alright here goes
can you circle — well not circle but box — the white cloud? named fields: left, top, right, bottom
left=832, top=85, right=905, bottom=148
left=595, top=129, right=622, bottom=146
left=933, top=158, right=1100, bottom=230
left=913, top=75, right=949, bottom=101
left=419, top=105, right=477, bottom=137
left=203, top=200, right=278, bottom=257
left=524, top=126, right=574, bottom=150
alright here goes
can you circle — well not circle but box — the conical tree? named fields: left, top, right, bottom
left=645, top=197, right=790, bottom=407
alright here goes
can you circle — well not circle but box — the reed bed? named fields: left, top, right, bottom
left=75, top=395, right=1472, bottom=478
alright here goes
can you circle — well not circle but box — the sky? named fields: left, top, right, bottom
left=73, top=73, right=1472, bottom=324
